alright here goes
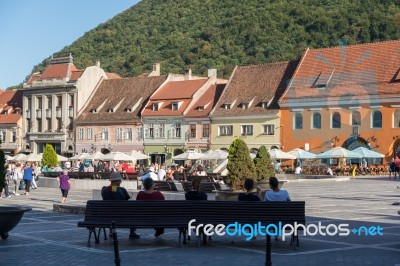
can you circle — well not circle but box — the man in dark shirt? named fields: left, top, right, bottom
left=238, top=179, right=260, bottom=201
left=185, top=179, right=207, bottom=200
left=101, top=172, right=139, bottom=239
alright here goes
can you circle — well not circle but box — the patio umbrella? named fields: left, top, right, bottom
left=86, top=151, right=107, bottom=161
left=268, top=149, right=296, bottom=160
left=69, top=153, right=90, bottom=160
left=103, top=152, right=136, bottom=161
left=129, top=150, right=150, bottom=160
left=13, top=153, right=27, bottom=161
left=200, top=150, right=229, bottom=160
left=172, top=151, right=204, bottom=160
left=57, top=154, right=69, bottom=162
left=316, top=147, right=361, bottom=159
left=5, top=155, right=15, bottom=161
left=25, top=153, right=42, bottom=162
left=288, top=148, right=317, bottom=159
left=352, top=147, right=385, bottom=158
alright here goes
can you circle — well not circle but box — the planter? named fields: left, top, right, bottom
left=256, top=180, right=286, bottom=190
left=215, top=191, right=242, bottom=201
left=0, top=206, right=32, bottom=239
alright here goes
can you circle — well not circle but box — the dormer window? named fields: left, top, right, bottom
left=171, top=102, right=179, bottom=110
left=124, top=108, right=132, bottom=113
left=197, top=105, right=204, bottom=111
left=315, top=69, right=335, bottom=88
left=241, top=103, right=249, bottom=109
left=223, top=104, right=231, bottom=110
left=152, top=103, right=160, bottom=111
left=2, top=110, right=8, bottom=115
left=107, top=107, right=114, bottom=113
left=90, top=109, right=97, bottom=113
left=261, top=102, right=268, bottom=109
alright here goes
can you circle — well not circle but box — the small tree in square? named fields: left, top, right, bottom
left=42, top=144, right=58, bottom=167
left=254, top=145, right=275, bottom=181
left=226, top=138, right=256, bottom=191
left=0, top=149, right=6, bottom=193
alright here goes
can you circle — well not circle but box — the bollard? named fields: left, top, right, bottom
left=111, top=222, right=121, bottom=266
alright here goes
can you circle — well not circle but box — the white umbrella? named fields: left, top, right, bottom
left=69, top=153, right=90, bottom=160
left=268, top=149, right=296, bottom=160
left=130, top=150, right=150, bottom=160
left=57, top=154, right=69, bottom=162
left=13, top=153, right=27, bottom=161
left=87, top=151, right=107, bottom=161
left=103, top=152, right=136, bottom=161
left=5, top=155, right=15, bottom=161
left=25, top=153, right=42, bottom=162
left=316, top=147, right=361, bottom=159
left=288, top=148, right=317, bottom=159
left=352, top=147, right=385, bottom=158
left=172, top=151, right=204, bottom=160
left=200, top=150, right=229, bottom=160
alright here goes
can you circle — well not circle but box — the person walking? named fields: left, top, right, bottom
left=12, top=162, right=23, bottom=195
left=22, top=162, right=34, bottom=196
left=389, top=158, right=396, bottom=180
left=57, top=169, right=72, bottom=203
left=30, top=162, right=39, bottom=189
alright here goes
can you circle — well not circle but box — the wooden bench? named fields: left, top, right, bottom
left=186, top=175, right=214, bottom=182
left=77, top=200, right=305, bottom=266
left=181, top=181, right=221, bottom=193
left=153, top=180, right=178, bottom=191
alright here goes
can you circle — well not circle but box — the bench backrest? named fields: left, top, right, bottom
left=153, top=181, right=178, bottom=191
left=186, top=175, right=214, bottom=182
left=84, top=200, right=192, bottom=227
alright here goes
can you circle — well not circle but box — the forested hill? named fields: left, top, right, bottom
left=30, top=0, right=400, bottom=82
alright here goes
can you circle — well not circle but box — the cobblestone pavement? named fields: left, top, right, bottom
left=1, top=176, right=400, bottom=266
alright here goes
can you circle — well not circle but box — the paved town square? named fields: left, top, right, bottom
left=0, top=177, right=400, bottom=266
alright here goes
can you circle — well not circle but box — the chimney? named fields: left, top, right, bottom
left=96, top=61, right=101, bottom=68
left=184, top=69, right=192, bottom=80
left=148, top=63, right=160, bottom=76
left=208, top=69, right=217, bottom=82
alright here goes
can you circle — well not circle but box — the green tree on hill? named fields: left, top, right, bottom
left=226, top=138, right=256, bottom=191
left=42, top=144, right=58, bottom=167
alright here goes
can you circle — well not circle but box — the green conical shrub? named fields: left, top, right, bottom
left=254, top=145, right=275, bottom=181
left=226, top=138, right=256, bottom=191
left=42, top=144, right=58, bottom=167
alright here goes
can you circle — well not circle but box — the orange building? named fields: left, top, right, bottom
left=279, top=40, right=400, bottom=163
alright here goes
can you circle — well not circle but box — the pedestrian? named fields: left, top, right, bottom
left=31, top=162, right=39, bottom=189
left=389, top=158, right=396, bottom=180
left=12, top=162, right=23, bottom=195
left=22, top=162, right=34, bottom=196
left=57, top=169, right=72, bottom=203
left=394, top=156, right=400, bottom=177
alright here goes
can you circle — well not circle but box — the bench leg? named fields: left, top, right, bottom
left=87, top=227, right=96, bottom=247
left=97, top=227, right=107, bottom=241
left=290, top=232, right=300, bottom=248
left=179, top=228, right=187, bottom=245
left=265, top=234, right=272, bottom=266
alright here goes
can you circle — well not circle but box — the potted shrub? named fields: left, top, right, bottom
left=42, top=144, right=58, bottom=167
left=254, top=145, right=275, bottom=190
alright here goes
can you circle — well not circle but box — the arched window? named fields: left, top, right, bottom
left=394, top=110, right=400, bottom=128
left=312, top=112, right=321, bottom=129
left=332, top=112, right=341, bottom=128
left=294, top=113, right=303, bottom=129
left=372, top=110, right=382, bottom=128
left=352, top=111, right=361, bottom=126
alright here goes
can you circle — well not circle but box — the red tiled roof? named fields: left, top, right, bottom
left=142, top=99, right=191, bottom=117
left=0, top=90, right=23, bottom=109
left=211, top=61, right=298, bottom=117
left=186, top=83, right=226, bottom=118
left=76, top=76, right=167, bottom=122
left=0, top=114, right=21, bottom=123
left=281, top=40, right=400, bottom=104
left=69, top=70, right=84, bottom=81
left=150, top=79, right=208, bottom=100
left=26, top=72, right=41, bottom=84
left=37, top=63, right=78, bottom=81
left=106, top=73, right=122, bottom=79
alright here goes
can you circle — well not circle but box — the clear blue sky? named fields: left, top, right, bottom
left=0, top=0, right=139, bottom=89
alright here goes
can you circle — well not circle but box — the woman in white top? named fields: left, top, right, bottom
left=12, top=162, right=23, bottom=195
left=194, top=165, right=207, bottom=176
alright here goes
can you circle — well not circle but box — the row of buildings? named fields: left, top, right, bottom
left=1, top=40, right=400, bottom=164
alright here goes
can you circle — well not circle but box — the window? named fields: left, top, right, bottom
left=68, top=118, right=73, bottom=131
left=0, top=131, right=5, bottom=143
left=171, top=102, right=179, bottom=110
left=136, top=127, right=143, bottom=140
left=152, top=103, right=159, bottom=111
left=37, top=96, right=42, bottom=109
left=156, top=123, right=165, bottom=138
left=190, top=124, right=196, bottom=138
left=312, top=113, right=321, bottom=129
left=223, top=104, right=231, bottom=109
left=262, top=124, right=275, bottom=135
left=175, top=122, right=181, bottom=138
left=56, top=118, right=62, bottom=132
left=47, top=119, right=51, bottom=132
left=101, top=128, right=108, bottom=140
left=332, top=112, right=341, bottom=129
left=126, top=128, right=132, bottom=140
left=78, top=128, right=84, bottom=140
left=149, top=123, right=154, bottom=138
left=352, top=111, right=361, bottom=126
left=241, top=103, right=249, bottom=109
left=294, top=113, right=303, bottom=129
left=11, top=130, right=16, bottom=143
left=87, top=128, right=93, bottom=140
left=395, top=110, right=400, bottom=128
left=116, top=128, right=123, bottom=140
left=47, top=96, right=52, bottom=109
left=202, top=124, right=210, bottom=138
left=241, top=125, right=253, bottom=136
left=37, top=119, right=42, bottom=132
left=57, top=95, right=62, bottom=107
left=219, top=125, right=233, bottom=136
left=372, top=110, right=382, bottom=128
left=69, top=94, right=74, bottom=107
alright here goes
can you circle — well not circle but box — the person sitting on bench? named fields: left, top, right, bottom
left=136, top=178, right=165, bottom=237
left=264, top=176, right=291, bottom=202
left=185, top=178, right=207, bottom=200
left=238, top=178, right=260, bottom=201
left=101, top=172, right=140, bottom=239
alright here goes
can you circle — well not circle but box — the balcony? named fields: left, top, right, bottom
left=36, top=109, right=42, bottom=119
left=46, top=109, right=52, bottom=118
left=55, top=107, right=61, bottom=118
